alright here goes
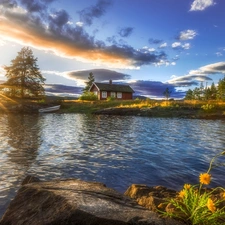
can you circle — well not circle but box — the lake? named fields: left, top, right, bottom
left=1, top=113, right=225, bottom=217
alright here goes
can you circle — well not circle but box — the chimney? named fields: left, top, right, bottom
left=109, top=80, right=112, bottom=84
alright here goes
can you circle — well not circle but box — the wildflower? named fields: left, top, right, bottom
left=207, top=198, right=216, bottom=213
left=199, top=173, right=211, bottom=185
left=184, top=184, right=191, bottom=190
left=158, top=203, right=164, bottom=209
left=178, top=190, right=186, bottom=199
left=222, top=192, right=225, bottom=199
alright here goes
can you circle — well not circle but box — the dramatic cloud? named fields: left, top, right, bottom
left=167, top=62, right=225, bottom=86
left=67, top=69, right=131, bottom=82
left=129, top=80, right=185, bottom=99
left=43, top=80, right=185, bottom=99
left=168, top=75, right=210, bottom=86
left=78, top=0, right=112, bottom=26
left=49, top=9, right=70, bottom=28
left=45, top=84, right=82, bottom=96
left=118, top=27, right=134, bottom=38
left=0, top=0, right=167, bottom=69
left=190, top=0, right=215, bottom=11
left=20, top=0, right=46, bottom=13
left=178, top=30, right=197, bottom=40
left=198, top=62, right=225, bottom=74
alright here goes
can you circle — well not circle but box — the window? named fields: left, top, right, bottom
left=102, top=91, right=107, bottom=98
left=117, top=92, right=122, bottom=98
left=94, top=91, right=98, bottom=96
left=111, top=92, right=116, bottom=98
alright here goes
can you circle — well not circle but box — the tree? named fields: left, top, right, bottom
left=3, top=47, right=45, bottom=98
left=185, top=89, right=194, bottom=100
left=192, top=87, right=201, bottom=100
left=163, top=87, right=172, bottom=100
left=210, top=82, right=217, bottom=100
left=217, top=76, right=225, bottom=100
left=82, top=72, right=95, bottom=93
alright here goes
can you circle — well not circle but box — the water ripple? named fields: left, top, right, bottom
left=1, top=114, right=225, bottom=217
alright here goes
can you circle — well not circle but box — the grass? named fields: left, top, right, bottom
left=1, top=96, right=225, bottom=117
left=59, top=99, right=225, bottom=116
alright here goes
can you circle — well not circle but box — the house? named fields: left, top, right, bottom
left=89, top=80, right=134, bottom=100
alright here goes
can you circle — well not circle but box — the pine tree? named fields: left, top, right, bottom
left=210, top=82, right=217, bottom=100
left=163, top=87, right=172, bottom=100
left=3, top=47, right=45, bottom=98
left=217, top=76, right=225, bottom=100
left=82, top=72, right=95, bottom=93
left=185, top=89, right=194, bottom=100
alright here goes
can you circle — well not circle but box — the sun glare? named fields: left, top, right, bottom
left=0, top=93, right=18, bottom=112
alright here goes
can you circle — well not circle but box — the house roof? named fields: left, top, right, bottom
left=91, top=82, right=134, bottom=93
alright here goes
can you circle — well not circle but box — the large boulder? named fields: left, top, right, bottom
left=0, top=178, right=184, bottom=225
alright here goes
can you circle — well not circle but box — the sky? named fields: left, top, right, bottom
left=0, top=0, right=225, bottom=99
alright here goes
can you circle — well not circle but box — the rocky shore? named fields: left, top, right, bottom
left=93, top=106, right=225, bottom=119
left=0, top=176, right=185, bottom=225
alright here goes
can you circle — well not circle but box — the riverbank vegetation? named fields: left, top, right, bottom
left=160, top=151, right=225, bottom=225
left=1, top=95, right=225, bottom=118
left=59, top=98, right=225, bottom=116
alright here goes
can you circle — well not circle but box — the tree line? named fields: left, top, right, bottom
left=185, top=78, right=225, bottom=100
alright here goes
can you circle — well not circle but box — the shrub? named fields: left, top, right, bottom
left=201, top=104, right=215, bottom=111
left=79, top=92, right=98, bottom=101
left=107, top=96, right=116, bottom=101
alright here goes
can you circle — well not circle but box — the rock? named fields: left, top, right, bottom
left=124, top=184, right=177, bottom=212
left=0, top=179, right=184, bottom=225
left=21, top=175, right=40, bottom=185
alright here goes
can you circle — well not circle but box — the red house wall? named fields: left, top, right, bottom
left=89, top=85, right=133, bottom=100
left=122, top=92, right=133, bottom=100
left=98, top=91, right=133, bottom=100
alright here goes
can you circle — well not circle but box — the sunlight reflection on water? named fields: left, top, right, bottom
left=0, top=114, right=225, bottom=217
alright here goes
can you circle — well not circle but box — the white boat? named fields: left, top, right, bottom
left=38, top=105, right=61, bottom=113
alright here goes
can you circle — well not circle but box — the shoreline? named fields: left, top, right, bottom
left=0, top=99, right=225, bottom=120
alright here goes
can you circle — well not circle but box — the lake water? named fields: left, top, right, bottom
left=1, top=113, right=225, bottom=217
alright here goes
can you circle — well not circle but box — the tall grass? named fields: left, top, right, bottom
left=60, top=99, right=225, bottom=114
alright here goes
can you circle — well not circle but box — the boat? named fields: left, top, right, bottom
left=38, top=105, right=61, bottom=113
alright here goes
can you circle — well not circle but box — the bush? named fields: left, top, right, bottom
left=79, top=92, right=98, bottom=101
left=201, top=104, right=215, bottom=111
left=107, top=96, right=116, bottom=101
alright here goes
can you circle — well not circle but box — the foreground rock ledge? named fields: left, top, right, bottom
left=0, top=179, right=184, bottom=225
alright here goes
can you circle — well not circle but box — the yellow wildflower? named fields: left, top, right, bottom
left=184, top=184, right=191, bottom=190
left=199, top=173, right=211, bottom=185
left=178, top=190, right=186, bottom=199
left=222, top=192, right=225, bottom=199
left=207, top=198, right=216, bottom=212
